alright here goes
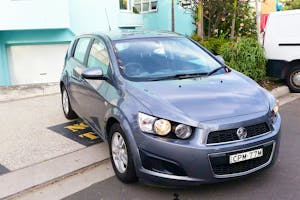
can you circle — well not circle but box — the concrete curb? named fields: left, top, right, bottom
left=0, top=83, right=60, bottom=102
left=0, top=143, right=109, bottom=199
left=270, top=86, right=290, bottom=99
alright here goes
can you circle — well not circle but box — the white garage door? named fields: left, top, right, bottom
left=7, top=44, right=69, bottom=85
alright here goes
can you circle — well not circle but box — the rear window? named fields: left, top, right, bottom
left=73, top=38, right=91, bottom=63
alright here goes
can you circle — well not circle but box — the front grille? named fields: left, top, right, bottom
left=207, top=123, right=270, bottom=144
left=209, top=143, right=274, bottom=176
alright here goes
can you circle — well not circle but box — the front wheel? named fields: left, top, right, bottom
left=286, top=66, right=300, bottom=93
left=109, top=123, right=138, bottom=183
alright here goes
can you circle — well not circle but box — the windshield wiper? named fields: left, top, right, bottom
left=148, top=72, right=208, bottom=81
left=207, top=65, right=227, bottom=76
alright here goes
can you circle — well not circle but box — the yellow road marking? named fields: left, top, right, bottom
left=79, top=132, right=99, bottom=140
left=64, top=122, right=89, bottom=132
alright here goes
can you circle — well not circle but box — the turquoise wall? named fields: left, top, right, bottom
left=68, top=0, right=143, bottom=34
left=0, top=29, right=74, bottom=86
left=143, top=0, right=195, bottom=35
left=68, top=0, right=194, bottom=35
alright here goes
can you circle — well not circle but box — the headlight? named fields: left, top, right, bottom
left=138, top=112, right=193, bottom=139
left=154, top=119, right=171, bottom=136
left=273, top=100, right=279, bottom=114
left=175, top=124, right=192, bottom=139
left=270, top=99, right=279, bottom=123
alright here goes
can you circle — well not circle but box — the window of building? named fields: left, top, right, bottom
left=134, top=0, right=158, bottom=13
left=74, top=38, right=91, bottom=64
left=119, top=0, right=132, bottom=11
left=87, top=40, right=110, bottom=75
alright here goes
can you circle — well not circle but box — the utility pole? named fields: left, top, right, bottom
left=230, top=0, right=237, bottom=39
left=172, top=0, right=175, bottom=32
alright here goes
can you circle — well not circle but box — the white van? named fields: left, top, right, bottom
left=264, top=9, right=300, bottom=92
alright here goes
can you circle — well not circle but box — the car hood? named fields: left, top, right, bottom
left=125, top=72, right=269, bottom=124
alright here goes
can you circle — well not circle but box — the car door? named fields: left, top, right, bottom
left=67, top=37, right=92, bottom=117
left=81, top=38, right=117, bottom=136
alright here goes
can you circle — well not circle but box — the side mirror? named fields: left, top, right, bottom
left=82, top=67, right=105, bottom=80
left=215, top=55, right=225, bottom=64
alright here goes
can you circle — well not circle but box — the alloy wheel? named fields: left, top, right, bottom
left=111, top=132, right=128, bottom=173
left=62, top=89, right=69, bottom=115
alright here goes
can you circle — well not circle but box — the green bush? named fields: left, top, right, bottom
left=220, top=37, right=266, bottom=82
left=199, top=36, right=229, bottom=55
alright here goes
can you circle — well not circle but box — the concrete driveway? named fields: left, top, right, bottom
left=0, top=94, right=85, bottom=171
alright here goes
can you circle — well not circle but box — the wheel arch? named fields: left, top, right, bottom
left=106, top=117, right=120, bottom=140
left=104, top=111, right=142, bottom=171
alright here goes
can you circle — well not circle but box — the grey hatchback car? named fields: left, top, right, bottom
left=60, top=30, right=281, bottom=185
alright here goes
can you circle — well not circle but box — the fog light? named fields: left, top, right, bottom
left=175, top=124, right=192, bottom=139
left=154, top=119, right=171, bottom=136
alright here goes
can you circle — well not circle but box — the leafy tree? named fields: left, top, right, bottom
left=179, top=0, right=256, bottom=39
left=282, top=0, right=300, bottom=10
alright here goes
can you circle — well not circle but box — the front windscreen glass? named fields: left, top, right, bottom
left=113, top=37, right=223, bottom=81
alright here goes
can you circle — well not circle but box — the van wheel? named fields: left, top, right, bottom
left=61, top=86, right=78, bottom=119
left=109, top=123, right=138, bottom=183
left=287, top=66, right=300, bottom=93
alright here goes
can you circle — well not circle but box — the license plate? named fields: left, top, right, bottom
left=229, top=148, right=263, bottom=164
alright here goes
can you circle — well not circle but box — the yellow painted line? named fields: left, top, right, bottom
left=64, top=122, right=89, bottom=132
left=79, top=132, right=99, bottom=140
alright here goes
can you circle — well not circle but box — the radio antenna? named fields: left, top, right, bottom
left=105, top=8, right=112, bottom=31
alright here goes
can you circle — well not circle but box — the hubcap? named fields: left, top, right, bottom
left=111, top=132, right=128, bottom=173
left=62, top=90, right=69, bottom=114
left=292, top=71, right=300, bottom=87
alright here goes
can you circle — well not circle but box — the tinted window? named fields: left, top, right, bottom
left=113, top=37, right=222, bottom=81
left=87, top=40, right=110, bottom=75
left=74, top=38, right=91, bottom=64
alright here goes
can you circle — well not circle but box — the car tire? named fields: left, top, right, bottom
left=108, top=123, right=138, bottom=183
left=61, top=86, right=78, bottom=119
left=286, top=65, right=300, bottom=93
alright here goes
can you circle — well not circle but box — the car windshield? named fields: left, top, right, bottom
left=113, top=37, right=223, bottom=81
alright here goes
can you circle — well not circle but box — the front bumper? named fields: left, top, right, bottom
left=132, top=114, right=281, bottom=186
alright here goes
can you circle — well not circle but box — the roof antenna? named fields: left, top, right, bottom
left=105, top=8, right=112, bottom=31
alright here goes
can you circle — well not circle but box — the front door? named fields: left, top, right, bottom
left=81, top=38, right=116, bottom=136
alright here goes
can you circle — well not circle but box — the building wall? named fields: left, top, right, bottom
left=143, top=0, right=195, bottom=35
left=68, top=0, right=143, bottom=34
left=0, top=0, right=195, bottom=86
left=0, top=0, right=70, bottom=31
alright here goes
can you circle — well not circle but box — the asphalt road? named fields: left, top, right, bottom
left=64, top=99, right=300, bottom=200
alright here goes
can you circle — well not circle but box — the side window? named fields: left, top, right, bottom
left=73, top=38, right=91, bottom=64
left=87, top=39, right=110, bottom=75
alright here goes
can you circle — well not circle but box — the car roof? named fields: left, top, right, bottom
left=78, top=30, right=184, bottom=41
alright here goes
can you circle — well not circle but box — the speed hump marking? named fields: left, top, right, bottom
left=48, top=120, right=102, bottom=146
left=64, top=122, right=99, bottom=140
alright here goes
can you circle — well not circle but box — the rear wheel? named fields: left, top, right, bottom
left=286, top=66, right=300, bottom=93
left=61, top=86, right=77, bottom=119
left=109, top=123, right=138, bottom=183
